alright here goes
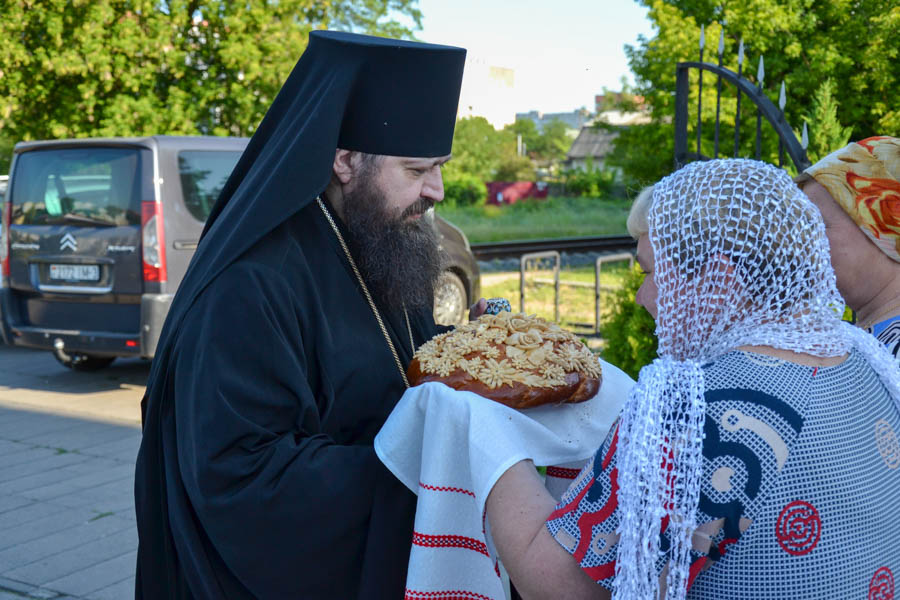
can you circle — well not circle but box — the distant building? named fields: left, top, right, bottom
left=457, top=56, right=516, bottom=129
left=595, top=110, right=651, bottom=127
left=565, top=126, right=618, bottom=171
left=515, top=108, right=591, bottom=134
left=565, top=109, right=651, bottom=171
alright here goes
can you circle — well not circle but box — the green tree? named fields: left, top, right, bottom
left=493, top=155, right=536, bottom=182
left=0, top=0, right=422, bottom=142
left=535, top=119, right=572, bottom=163
left=802, top=79, right=853, bottom=164
left=504, top=118, right=540, bottom=158
left=615, top=0, right=900, bottom=183
left=0, top=135, right=13, bottom=174
left=503, top=117, right=571, bottom=163
left=445, top=116, right=516, bottom=183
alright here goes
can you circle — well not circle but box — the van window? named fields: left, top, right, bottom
left=178, top=151, right=242, bottom=222
left=10, top=147, right=142, bottom=226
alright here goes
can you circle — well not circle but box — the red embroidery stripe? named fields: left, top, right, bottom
left=546, top=466, right=581, bottom=479
left=406, top=590, right=495, bottom=600
left=419, top=482, right=476, bottom=498
left=812, top=367, right=818, bottom=377
left=412, top=532, right=490, bottom=558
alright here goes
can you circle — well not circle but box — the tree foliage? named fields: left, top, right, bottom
left=0, top=0, right=422, bottom=146
left=600, top=265, right=657, bottom=380
left=503, top=117, right=571, bottom=163
left=802, top=79, right=853, bottom=164
left=614, top=0, right=900, bottom=184
left=492, top=155, right=536, bottom=182
left=442, top=173, right=485, bottom=208
left=562, top=160, right=617, bottom=197
left=445, top=116, right=575, bottom=187
left=444, top=116, right=511, bottom=183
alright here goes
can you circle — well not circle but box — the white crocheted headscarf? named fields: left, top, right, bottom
left=614, top=159, right=900, bottom=599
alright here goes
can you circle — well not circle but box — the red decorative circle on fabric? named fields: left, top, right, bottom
left=869, top=567, right=895, bottom=600
left=775, top=500, right=821, bottom=556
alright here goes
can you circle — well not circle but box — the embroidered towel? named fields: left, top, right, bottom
left=375, top=358, right=634, bottom=600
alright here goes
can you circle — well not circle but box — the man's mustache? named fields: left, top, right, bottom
left=401, top=198, right=435, bottom=219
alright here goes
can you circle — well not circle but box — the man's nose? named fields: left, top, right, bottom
left=422, top=167, right=444, bottom=203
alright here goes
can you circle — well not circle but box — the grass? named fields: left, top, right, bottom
left=480, top=261, right=634, bottom=338
left=436, top=196, right=632, bottom=243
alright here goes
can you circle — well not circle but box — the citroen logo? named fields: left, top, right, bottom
left=60, top=233, right=77, bottom=252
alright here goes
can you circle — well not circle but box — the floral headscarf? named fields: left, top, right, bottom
left=799, top=136, right=900, bottom=262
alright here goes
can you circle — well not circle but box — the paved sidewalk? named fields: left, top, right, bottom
left=0, top=346, right=146, bottom=599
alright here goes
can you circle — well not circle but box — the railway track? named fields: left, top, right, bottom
left=470, top=235, right=636, bottom=260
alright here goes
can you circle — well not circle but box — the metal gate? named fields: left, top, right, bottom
left=674, top=26, right=811, bottom=172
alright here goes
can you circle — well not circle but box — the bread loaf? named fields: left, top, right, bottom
left=407, top=312, right=601, bottom=409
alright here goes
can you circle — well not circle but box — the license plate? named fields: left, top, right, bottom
left=49, top=264, right=100, bottom=282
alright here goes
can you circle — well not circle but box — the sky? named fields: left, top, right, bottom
left=414, top=0, right=655, bottom=114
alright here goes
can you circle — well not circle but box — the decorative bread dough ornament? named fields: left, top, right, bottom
left=408, top=312, right=602, bottom=409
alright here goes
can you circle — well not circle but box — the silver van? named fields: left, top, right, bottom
left=0, top=136, right=248, bottom=369
left=0, top=136, right=480, bottom=370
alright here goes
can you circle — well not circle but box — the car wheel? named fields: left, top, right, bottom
left=52, top=352, right=116, bottom=372
left=433, top=270, right=468, bottom=326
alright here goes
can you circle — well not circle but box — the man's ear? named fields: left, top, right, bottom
left=333, top=148, right=354, bottom=184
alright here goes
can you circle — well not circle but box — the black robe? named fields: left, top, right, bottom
left=134, top=199, right=443, bottom=598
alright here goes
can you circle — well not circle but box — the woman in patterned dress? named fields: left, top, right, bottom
left=484, top=159, right=900, bottom=599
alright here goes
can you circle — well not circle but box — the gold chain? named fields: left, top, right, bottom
left=317, top=198, right=415, bottom=388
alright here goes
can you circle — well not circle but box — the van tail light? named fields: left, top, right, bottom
left=141, top=200, right=167, bottom=283
left=1, top=199, right=11, bottom=281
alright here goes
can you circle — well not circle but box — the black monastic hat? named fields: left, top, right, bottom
left=329, top=31, right=466, bottom=157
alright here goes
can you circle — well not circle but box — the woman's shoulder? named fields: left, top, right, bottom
left=698, top=350, right=824, bottom=422
left=701, top=349, right=813, bottom=385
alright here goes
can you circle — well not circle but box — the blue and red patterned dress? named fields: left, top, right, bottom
left=546, top=350, right=900, bottom=598
left=869, top=314, right=900, bottom=365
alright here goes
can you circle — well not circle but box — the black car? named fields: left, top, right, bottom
left=0, top=136, right=479, bottom=369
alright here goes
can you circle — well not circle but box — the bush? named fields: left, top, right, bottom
left=563, top=162, right=617, bottom=197
left=443, top=173, right=486, bottom=207
left=493, top=155, right=536, bottom=182
left=600, top=265, right=658, bottom=380
left=0, top=135, right=13, bottom=174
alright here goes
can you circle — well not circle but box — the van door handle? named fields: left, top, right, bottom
left=172, top=240, right=199, bottom=250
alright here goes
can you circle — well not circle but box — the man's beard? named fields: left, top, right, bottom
left=342, top=178, right=443, bottom=311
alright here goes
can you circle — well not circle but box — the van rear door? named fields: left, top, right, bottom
left=6, top=145, right=151, bottom=334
